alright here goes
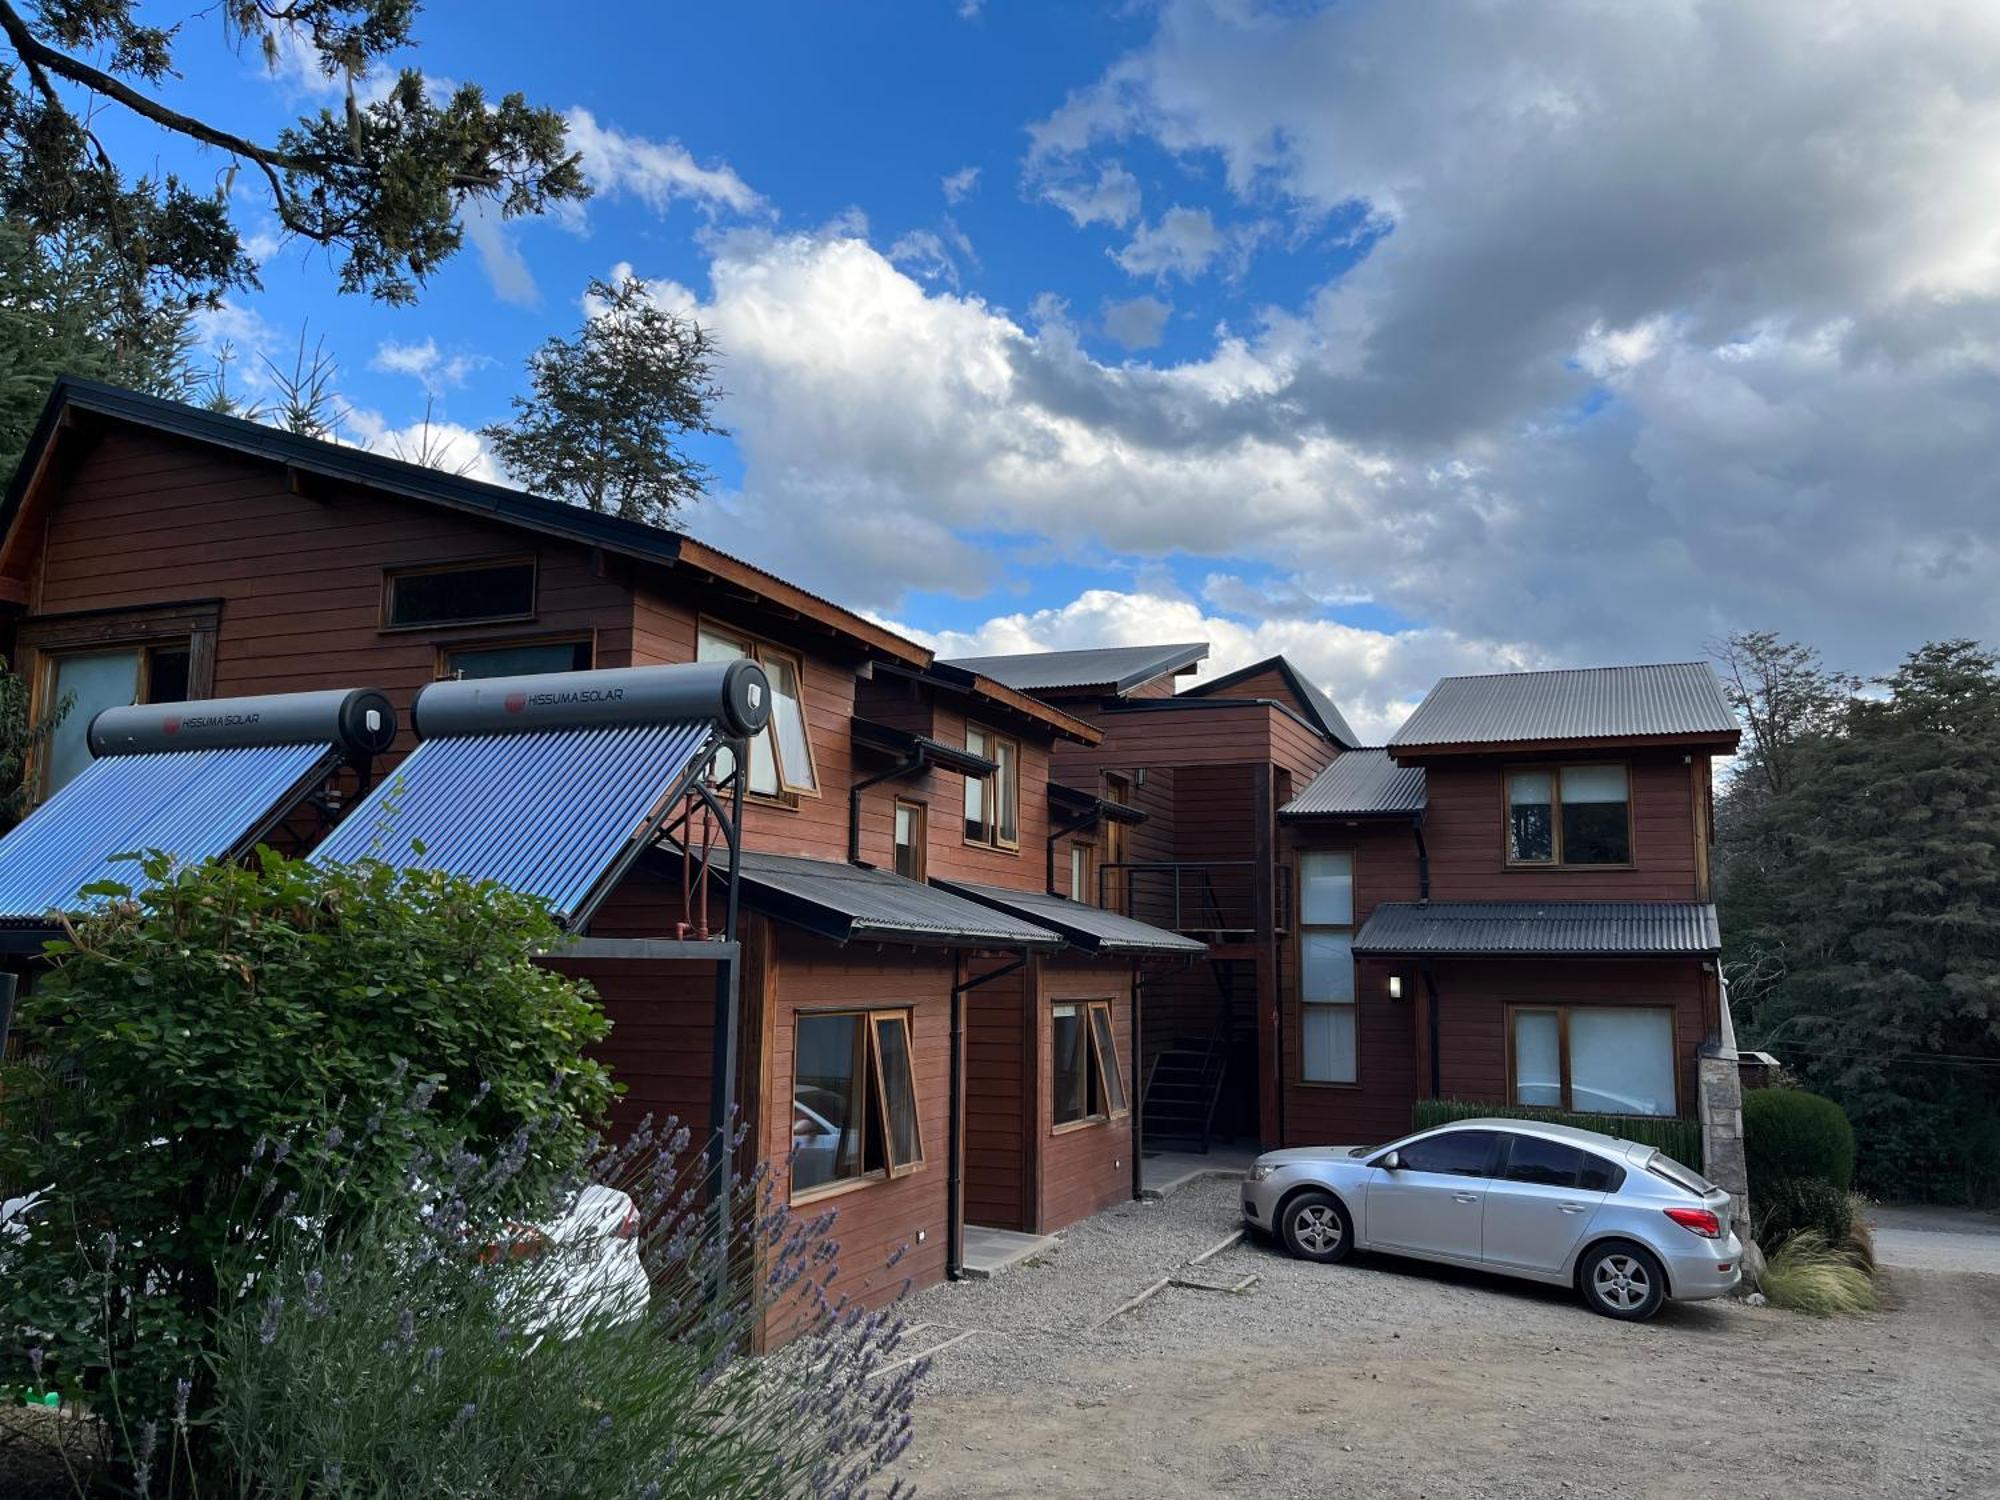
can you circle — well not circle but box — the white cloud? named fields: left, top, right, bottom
left=1114, top=206, right=1226, bottom=279
left=1102, top=294, right=1171, bottom=350
left=942, top=165, right=981, bottom=204
left=371, top=338, right=487, bottom=395
left=888, top=228, right=963, bottom=288
left=1038, top=161, right=1142, bottom=228
left=346, top=407, right=506, bottom=484
left=461, top=200, right=539, bottom=307
left=563, top=108, right=768, bottom=219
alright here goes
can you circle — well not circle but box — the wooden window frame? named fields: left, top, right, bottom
left=696, top=617, right=822, bottom=802
left=1503, top=761, right=1636, bottom=870
left=381, top=555, right=538, bottom=633
left=789, top=1006, right=924, bottom=1205
left=963, top=724, right=1021, bottom=853
left=1504, top=1003, right=1680, bottom=1116
left=892, top=799, right=927, bottom=882
left=1295, top=847, right=1360, bottom=1089
left=1050, top=997, right=1128, bottom=1133
left=434, top=630, right=596, bottom=681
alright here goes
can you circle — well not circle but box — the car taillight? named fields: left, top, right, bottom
left=616, top=1203, right=640, bottom=1241
left=1664, top=1206, right=1721, bottom=1238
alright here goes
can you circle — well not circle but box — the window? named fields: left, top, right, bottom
left=1510, top=1005, right=1677, bottom=1116
left=440, top=636, right=593, bottom=679
left=39, top=642, right=191, bottom=797
left=696, top=624, right=819, bottom=797
left=384, top=559, right=536, bottom=629
left=1297, top=850, right=1356, bottom=1083
left=893, top=801, right=926, bottom=882
left=1069, top=840, right=1095, bottom=905
left=963, top=726, right=1018, bottom=848
left=1500, top=1134, right=1587, bottom=1188
left=1398, top=1129, right=1499, bottom=1177
left=1506, top=764, right=1631, bottom=865
left=791, top=1009, right=923, bottom=1198
left=1052, top=999, right=1127, bottom=1128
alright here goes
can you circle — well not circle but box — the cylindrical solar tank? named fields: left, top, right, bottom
left=411, top=660, right=772, bottom=741
left=88, top=689, right=398, bottom=761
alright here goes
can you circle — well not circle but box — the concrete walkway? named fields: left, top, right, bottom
left=1139, top=1145, right=1255, bottom=1199
left=1869, top=1203, right=2000, bottom=1274
left=960, top=1224, right=1059, bottom=1279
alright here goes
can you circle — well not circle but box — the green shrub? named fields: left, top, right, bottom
left=1744, top=1087, right=1855, bottom=1196
left=0, top=849, right=615, bottom=1459
left=1761, top=1230, right=1879, bottom=1317
left=1754, top=1176, right=1853, bottom=1250
left=1413, top=1098, right=1702, bottom=1169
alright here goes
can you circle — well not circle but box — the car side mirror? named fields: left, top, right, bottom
left=1375, top=1150, right=1402, bottom=1172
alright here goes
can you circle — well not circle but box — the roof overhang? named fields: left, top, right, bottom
left=1353, top=901, right=1722, bottom=959
left=1387, top=731, right=1741, bottom=762
left=931, top=877, right=1206, bottom=958
left=873, top=659, right=1101, bottom=745
left=1048, top=782, right=1148, bottom=826
left=850, top=718, right=997, bottom=777
left=707, top=850, right=1065, bottom=951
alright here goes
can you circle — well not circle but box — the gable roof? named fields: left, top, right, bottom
left=1179, top=655, right=1359, bottom=748
left=1280, top=748, right=1427, bottom=819
left=1389, top=662, right=1739, bottom=754
left=938, top=642, right=1209, bottom=697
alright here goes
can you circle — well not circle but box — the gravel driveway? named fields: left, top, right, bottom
left=893, top=1176, right=2000, bottom=1499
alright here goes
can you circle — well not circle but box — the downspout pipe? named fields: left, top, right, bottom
left=947, top=950, right=1031, bottom=1280
left=1130, top=957, right=1145, bottom=1202
left=1412, top=813, right=1431, bottom=902
left=848, top=752, right=927, bottom=866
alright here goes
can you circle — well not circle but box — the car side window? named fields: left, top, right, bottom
left=1398, top=1130, right=1499, bottom=1177
left=1577, top=1153, right=1626, bottom=1193
left=1500, top=1135, right=1585, bottom=1188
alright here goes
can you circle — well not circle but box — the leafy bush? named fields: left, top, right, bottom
left=1760, top=1231, right=1879, bottom=1317
left=1754, top=1176, right=1853, bottom=1250
left=1412, top=1098, right=1702, bottom=1169
left=0, top=850, right=615, bottom=1454
left=1743, top=1087, right=1855, bottom=1197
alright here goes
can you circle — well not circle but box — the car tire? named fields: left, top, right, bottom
left=1578, top=1240, right=1668, bottom=1321
left=1278, top=1189, right=1354, bottom=1264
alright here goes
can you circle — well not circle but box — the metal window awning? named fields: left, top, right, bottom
left=1352, top=901, right=1722, bottom=958
left=312, top=720, right=714, bottom=928
left=930, top=877, right=1207, bottom=957
left=0, top=741, right=341, bottom=934
left=718, top=850, right=1065, bottom=950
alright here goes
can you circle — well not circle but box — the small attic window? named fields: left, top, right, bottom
left=385, top=559, right=536, bottom=629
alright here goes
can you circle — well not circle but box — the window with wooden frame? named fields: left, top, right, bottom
left=438, top=634, right=593, bottom=680
left=19, top=602, right=219, bottom=801
left=1297, top=850, right=1357, bottom=1084
left=1068, top=839, right=1095, bottom=906
left=893, top=800, right=927, bottom=882
left=790, top=1009, right=923, bottom=1198
left=963, top=725, right=1019, bottom=848
left=1505, top=764, right=1632, bottom=866
left=1051, top=999, right=1128, bottom=1129
left=695, top=622, right=820, bottom=798
left=1509, top=1004, right=1677, bottom=1117
left=383, top=557, right=536, bottom=630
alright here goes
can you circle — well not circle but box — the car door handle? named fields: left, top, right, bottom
left=1558, top=1202, right=1588, bottom=1214
left=1452, top=1192, right=1479, bottom=1204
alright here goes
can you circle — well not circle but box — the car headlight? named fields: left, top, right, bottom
left=1247, top=1163, right=1278, bottom=1183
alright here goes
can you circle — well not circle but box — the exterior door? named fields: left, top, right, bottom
left=1362, top=1128, right=1500, bottom=1260
left=1480, top=1133, right=1610, bottom=1274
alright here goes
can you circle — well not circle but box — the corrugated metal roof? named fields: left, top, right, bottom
left=931, top=878, right=1207, bottom=956
left=938, top=643, right=1209, bottom=695
left=1352, top=901, right=1722, bottom=956
left=733, top=852, right=1063, bottom=949
left=1181, top=655, right=1360, bottom=748
left=0, top=743, right=336, bottom=925
left=1389, top=662, right=1738, bottom=749
left=1281, top=749, right=1428, bottom=818
left=312, top=722, right=711, bottom=926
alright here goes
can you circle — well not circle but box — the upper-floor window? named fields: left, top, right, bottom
left=1298, top=850, right=1357, bottom=1083
left=695, top=623, right=818, bottom=798
left=40, top=643, right=190, bottom=796
left=384, top=558, right=536, bottom=629
left=1069, top=840, right=1095, bottom=905
left=964, top=726, right=1018, bottom=848
left=1506, top=764, right=1631, bottom=866
left=893, top=800, right=926, bottom=882
left=440, top=635, right=593, bottom=680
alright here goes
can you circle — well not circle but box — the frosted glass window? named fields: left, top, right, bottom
left=1299, top=852, right=1353, bottom=925
left=44, top=650, right=141, bottom=796
left=1301, top=931, right=1355, bottom=1004
left=1512, top=1010, right=1563, bottom=1108
left=1570, top=1008, right=1675, bottom=1116
left=1302, top=1005, right=1356, bottom=1085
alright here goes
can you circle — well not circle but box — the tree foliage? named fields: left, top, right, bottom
left=1715, top=636, right=2000, bottom=1202
left=0, top=849, right=614, bottom=1425
left=483, top=274, right=724, bottom=526
left=0, top=0, right=589, bottom=308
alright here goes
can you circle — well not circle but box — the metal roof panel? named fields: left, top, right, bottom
left=938, top=643, right=1209, bottom=695
left=733, top=852, right=1064, bottom=949
left=1281, top=749, right=1428, bottom=817
left=931, top=878, right=1208, bottom=956
left=1352, top=901, right=1722, bottom=956
left=1390, top=662, right=1738, bottom=749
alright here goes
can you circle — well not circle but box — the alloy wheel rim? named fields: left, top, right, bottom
left=1593, top=1254, right=1650, bottom=1310
left=1293, top=1203, right=1342, bottom=1254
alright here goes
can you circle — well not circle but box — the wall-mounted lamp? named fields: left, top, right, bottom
left=1387, top=975, right=1404, bottom=1001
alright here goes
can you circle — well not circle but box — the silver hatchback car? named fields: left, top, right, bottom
left=1241, top=1118, right=1741, bottom=1320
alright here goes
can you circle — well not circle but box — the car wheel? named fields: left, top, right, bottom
left=1278, top=1190, right=1354, bottom=1264
left=1579, top=1241, right=1667, bottom=1321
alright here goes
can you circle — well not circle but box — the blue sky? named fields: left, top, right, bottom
left=67, top=2, right=2000, bottom=738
